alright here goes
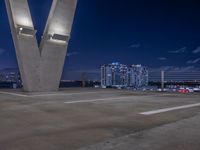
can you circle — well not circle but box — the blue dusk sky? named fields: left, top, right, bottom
left=0, top=0, right=200, bottom=79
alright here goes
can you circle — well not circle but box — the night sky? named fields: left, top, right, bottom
left=0, top=0, right=200, bottom=79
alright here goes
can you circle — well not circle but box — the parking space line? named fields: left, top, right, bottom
left=0, top=91, right=29, bottom=97
left=29, top=92, right=104, bottom=97
left=0, top=91, right=111, bottom=98
left=64, top=96, right=135, bottom=104
left=140, top=103, right=200, bottom=115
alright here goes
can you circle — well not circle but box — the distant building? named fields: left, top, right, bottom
left=101, top=63, right=148, bottom=88
left=101, top=62, right=129, bottom=87
left=101, top=64, right=112, bottom=87
left=0, top=68, right=21, bottom=88
left=0, top=69, right=20, bottom=82
left=128, top=65, right=149, bottom=87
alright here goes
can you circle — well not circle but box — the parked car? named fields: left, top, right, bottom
left=193, top=88, right=200, bottom=92
left=186, top=87, right=194, bottom=93
left=178, top=88, right=189, bottom=93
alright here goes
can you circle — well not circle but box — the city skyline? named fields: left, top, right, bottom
left=1, top=0, right=200, bottom=79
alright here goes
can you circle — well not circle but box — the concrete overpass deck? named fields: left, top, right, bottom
left=0, top=88, right=200, bottom=150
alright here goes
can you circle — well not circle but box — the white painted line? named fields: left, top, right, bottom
left=140, top=103, right=200, bottom=115
left=30, top=91, right=102, bottom=97
left=0, top=91, right=29, bottom=97
left=0, top=91, right=109, bottom=98
left=64, top=96, right=134, bottom=104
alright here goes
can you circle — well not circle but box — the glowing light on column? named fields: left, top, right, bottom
left=15, top=16, right=33, bottom=27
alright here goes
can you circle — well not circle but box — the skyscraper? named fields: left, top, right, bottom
left=101, top=63, right=148, bottom=88
left=101, top=62, right=129, bottom=87
left=128, top=65, right=148, bottom=88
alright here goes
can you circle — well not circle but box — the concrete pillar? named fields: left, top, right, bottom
left=39, top=0, right=77, bottom=91
left=5, top=0, right=77, bottom=92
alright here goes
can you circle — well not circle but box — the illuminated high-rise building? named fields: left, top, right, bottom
left=129, top=65, right=148, bottom=87
left=101, top=62, right=129, bottom=87
left=101, top=63, right=148, bottom=88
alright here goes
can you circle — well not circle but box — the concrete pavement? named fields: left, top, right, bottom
left=0, top=88, right=199, bottom=150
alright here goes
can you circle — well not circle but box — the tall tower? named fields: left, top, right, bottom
left=5, top=0, right=77, bottom=92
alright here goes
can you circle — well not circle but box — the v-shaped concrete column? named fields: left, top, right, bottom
left=5, top=0, right=77, bottom=92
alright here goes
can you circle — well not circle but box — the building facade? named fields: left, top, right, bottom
left=0, top=69, right=20, bottom=83
left=101, top=63, right=148, bottom=88
left=128, top=65, right=149, bottom=87
left=0, top=68, right=21, bottom=88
